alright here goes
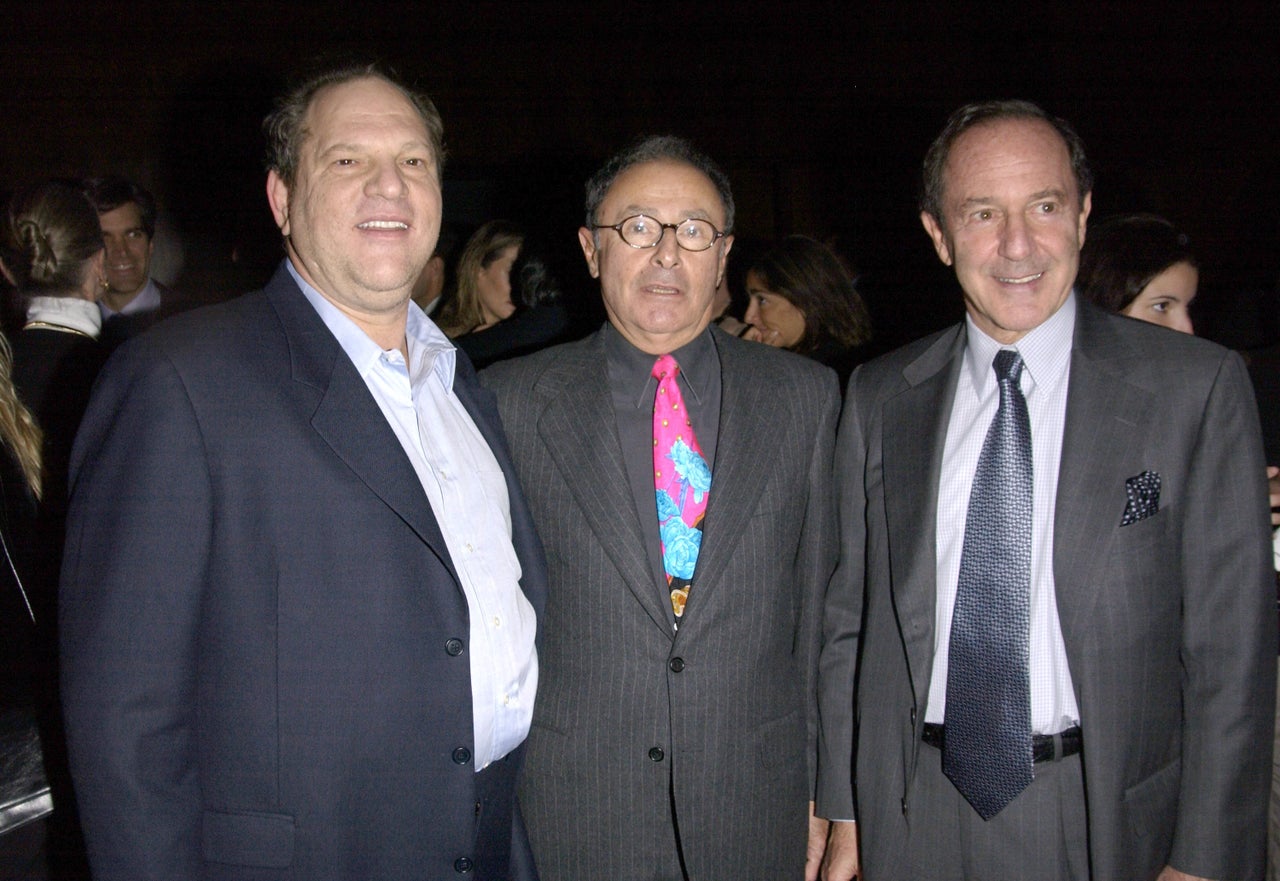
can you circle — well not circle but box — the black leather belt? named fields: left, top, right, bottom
left=921, top=722, right=1082, bottom=763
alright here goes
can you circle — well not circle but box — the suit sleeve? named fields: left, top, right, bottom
left=815, top=368, right=870, bottom=820
left=800, top=370, right=842, bottom=795
left=60, top=341, right=212, bottom=880
left=1169, top=350, right=1275, bottom=878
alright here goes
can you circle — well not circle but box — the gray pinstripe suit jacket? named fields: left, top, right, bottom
left=483, top=325, right=840, bottom=881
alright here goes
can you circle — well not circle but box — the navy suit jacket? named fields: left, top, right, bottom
left=60, top=265, right=546, bottom=880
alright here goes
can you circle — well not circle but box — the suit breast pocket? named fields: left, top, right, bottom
left=1112, top=507, right=1171, bottom=555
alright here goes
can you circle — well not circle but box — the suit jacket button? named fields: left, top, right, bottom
left=648, top=747, right=665, bottom=762
left=668, top=657, right=685, bottom=672
left=454, top=856, right=474, bottom=873
left=445, top=638, right=465, bottom=656
left=452, top=747, right=471, bottom=765
left=910, top=707, right=916, bottom=726
left=901, top=798, right=908, bottom=816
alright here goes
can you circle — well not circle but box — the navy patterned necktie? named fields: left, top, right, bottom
left=943, top=349, right=1034, bottom=820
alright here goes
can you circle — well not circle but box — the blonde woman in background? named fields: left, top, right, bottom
left=0, top=328, right=47, bottom=877
left=435, top=220, right=523, bottom=337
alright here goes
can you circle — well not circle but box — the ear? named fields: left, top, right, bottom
left=266, top=170, right=291, bottom=237
left=84, top=250, right=106, bottom=302
left=715, top=234, right=735, bottom=288
left=1077, top=191, right=1092, bottom=247
left=577, top=227, right=600, bottom=279
left=920, top=210, right=952, bottom=266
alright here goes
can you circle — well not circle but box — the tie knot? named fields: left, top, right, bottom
left=652, top=353, right=679, bottom=381
left=993, top=349, right=1023, bottom=385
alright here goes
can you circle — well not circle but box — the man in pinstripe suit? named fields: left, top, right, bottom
left=483, top=135, right=840, bottom=880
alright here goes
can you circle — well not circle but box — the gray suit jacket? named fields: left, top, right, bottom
left=816, top=300, right=1275, bottom=881
left=483, top=326, right=840, bottom=880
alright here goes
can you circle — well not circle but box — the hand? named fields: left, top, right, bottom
left=1155, top=867, right=1214, bottom=881
left=806, top=801, right=828, bottom=881
left=755, top=326, right=787, bottom=347
left=820, top=818, right=860, bottom=881
left=1267, top=465, right=1279, bottom=526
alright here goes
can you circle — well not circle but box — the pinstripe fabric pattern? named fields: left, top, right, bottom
left=816, top=302, right=1275, bottom=881
left=483, top=326, right=840, bottom=881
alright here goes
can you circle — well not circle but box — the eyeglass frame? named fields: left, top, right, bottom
left=590, top=214, right=729, bottom=252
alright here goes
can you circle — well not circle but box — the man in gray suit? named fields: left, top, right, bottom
left=483, top=136, right=840, bottom=880
left=814, top=100, right=1274, bottom=881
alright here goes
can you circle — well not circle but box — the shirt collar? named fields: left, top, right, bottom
left=287, top=259, right=457, bottom=392
left=963, top=292, right=1076, bottom=396
left=99, top=277, right=162, bottom=318
left=26, top=295, right=103, bottom=338
left=603, top=322, right=717, bottom=410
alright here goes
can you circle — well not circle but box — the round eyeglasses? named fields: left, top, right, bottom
left=592, top=214, right=727, bottom=252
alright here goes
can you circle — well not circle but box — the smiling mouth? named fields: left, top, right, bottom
left=995, top=271, right=1044, bottom=285
left=357, top=220, right=409, bottom=230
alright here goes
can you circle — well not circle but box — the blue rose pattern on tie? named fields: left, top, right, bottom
left=652, top=355, right=710, bottom=626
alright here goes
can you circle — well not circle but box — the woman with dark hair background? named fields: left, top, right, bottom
left=1077, top=213, right=1198, bottom=334
left=743, top=234, right=875, bottom=389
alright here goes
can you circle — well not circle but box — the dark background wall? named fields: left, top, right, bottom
left=4, top=1, right=1277, bottom=348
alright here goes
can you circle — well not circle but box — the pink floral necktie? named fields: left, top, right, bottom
left=652, top=354, right=711, bottom=627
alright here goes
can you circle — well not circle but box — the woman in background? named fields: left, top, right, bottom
left=1, top=181, right=105, bottom=596
left=743, top=234, right=874, bottom=389
left=435, top=220, right=523, bottom=338
left=0, top=329, right=46, bottom=879
left=0, top=181, right=104, bottom=879
left=1077, top=213, right=1197, bottom=334
left=438, top=221, right=568, bottom=369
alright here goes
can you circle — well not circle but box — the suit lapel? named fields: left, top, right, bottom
left=1054, top=306, right=1157, bottom=652
left=535, top=334, right=673, bottom=633
left=882, top=327, right=965, bottom=706
left=685, top=333, right=786, bottom=613
left=265, top=268, right=460, bottom=584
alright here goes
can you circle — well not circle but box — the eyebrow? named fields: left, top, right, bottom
left=613, top=205, right=717, bottom=223
left=317, top=140, right=434, bottom=158
left=956, top=188, right=1069, bottom=211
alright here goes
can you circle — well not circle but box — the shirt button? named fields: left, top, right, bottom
left=492, top=615, right=502, bottom=628
left=445, top=638, right=464, bottom=656
left=452, top=747, right=471, bottom=765
left=668, top=657, right=685, bottom=672
left=648, top=747, right=665, bottom=762
left=465, top=542, right=475, bottom=553
left=454, top=856, right=473, bottom=873
left=502, top=694, right=511, bottom=707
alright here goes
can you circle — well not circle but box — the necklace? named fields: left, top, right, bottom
left=23, top=321, right=95, bottom=339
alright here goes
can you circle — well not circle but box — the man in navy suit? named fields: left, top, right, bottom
left=60, top=63, right=545, bottom=881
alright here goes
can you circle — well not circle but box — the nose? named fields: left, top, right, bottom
left=744, top=299, right=761, bottom=327
left=1175, top=312, right=1195, bottom=335
left=649, top=227, right=682, bottom=268
left=998, top=213, right=1032, bottom=261
left=105, top=236, right=127, bottom=261
left=365, top=158, right=407, bottom=199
